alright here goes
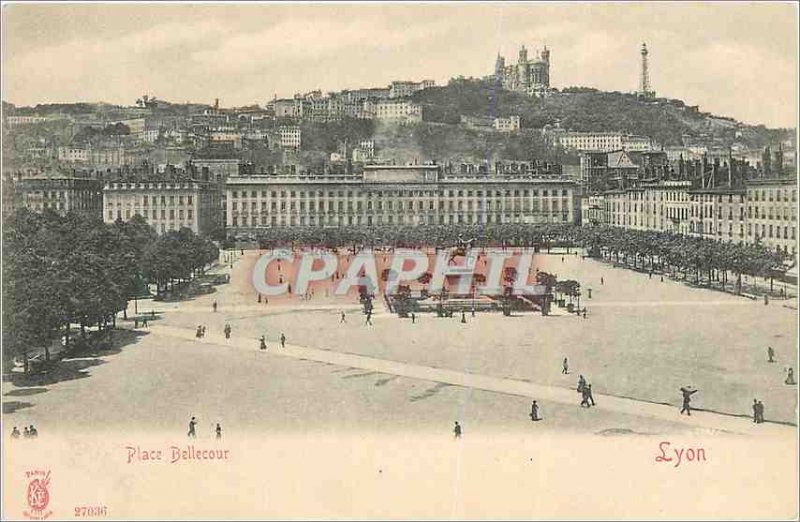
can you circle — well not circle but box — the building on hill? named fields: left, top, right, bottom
left=371, top=100, right=422, bottom=123
left=493, top=116, right=521, bottom=132
left=279, top=126, right=302, bottom=150
left=389, top=80, right=435, bottom=99
left=494, top=44, right=550, bottom=97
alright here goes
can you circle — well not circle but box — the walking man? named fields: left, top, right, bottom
left=461, top=311, right=467, bottom=323
left=280, top=333, right=286, bottom=349
left=680, top=387, right=698, bottom=416
left=586, top=384, right=596, bottom=406
left=411, top=312, right=416, bottom=324
left=188, top=417, right=197, bottom=438
left=134, top=318, right=139, bottom=328
left=142, top=316, right=148, bottom=328
left=577, top=375, right=586, bottom=393
left=757, top=400, right=765, bottom=423
left=11, top=426, right=20, bottom=439
left=213, top=301, right=218, bottom=312
left=453, top=421, right=462, bottom=439
left=260, top=336, right=267, bottom=351
left=562, top=357, right=569, bottom=375
left=224, top=324, right=232, bottom=339
left=530, top=401, right=540, bottom=421
left=580, top=386, right=592, bottom=408
left=340, top=311, right=346, bottom=324
left=786, top=367, right=796, bottom=385
left=215, top=423, right=222, bottom=440
left=767, top=346, right=775, bottom=363
left=600, top=277, right=604, bottom=285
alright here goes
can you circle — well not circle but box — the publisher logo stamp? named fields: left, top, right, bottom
left=24, top=470, right=52, bottom=520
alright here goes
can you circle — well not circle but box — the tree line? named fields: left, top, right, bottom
left=2, top=210, right=219, bottom=371
left=248, top=222, right=791, bottom=295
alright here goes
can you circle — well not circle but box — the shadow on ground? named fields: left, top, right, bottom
left=7, top=329, right=147, bottom=389
left=3, top=401, right=34, bottom=414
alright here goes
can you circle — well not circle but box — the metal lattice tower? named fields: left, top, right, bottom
left=639, top=42, right=654, bottom=98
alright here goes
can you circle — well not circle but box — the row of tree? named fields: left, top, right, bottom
left=247, top=223, right=791, bottom=295
left=2, top=210, right=219, bottom=370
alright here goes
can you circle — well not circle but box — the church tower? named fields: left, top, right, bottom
left=518, top=44, right=528, bottom=64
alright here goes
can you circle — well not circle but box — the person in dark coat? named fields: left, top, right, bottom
left=680, top=387, right=698, bottom=415
left=530, top=401, right=540, bottom=421
left=453, top=421, right=462, bottom=438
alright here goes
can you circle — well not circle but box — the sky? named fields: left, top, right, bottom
left=2, top=2, right=797, bottom=128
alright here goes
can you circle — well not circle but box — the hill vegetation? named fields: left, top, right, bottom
left=412, top=78, right=792, bottom=148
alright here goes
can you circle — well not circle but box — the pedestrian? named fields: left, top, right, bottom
left=752, top=399, right=759, bottom=423
left=580, top=386, right=592, bottom=408
left=224, top=324, right=232, bottom=339
left=134, top=318, right=139, bottom=328
left=258, top=294, right=262, bottom=303
left=23, top=427, right=30, bottom=439
left=260, top=335, right=267, bottom=350
left=453, top=421, right=462, bottom=439
left=196, top=325, right=203, bottom=339
left=680, top=387, right=698, bottom=415
left=660, top=275, right=664, bottom=282
left=757, top=400, right=765, bottom=423
left=530, top=400, right=540, bottom=421
left=365, top=312, right=373, bottom=326
left=215, top=423, right=222, bottom=440
left=280, top=333, right=286, bottom=348
left=764, top=294, right=769, bottom=306
left=586, top=384, right=596, bottom=406
left=600, top=277, right=604, bottom=285
left=767, top=346, right=775, bottom=363
left=461, top=311, right=466, bottom=323
left=583, top=309, right=587, bottom=319
left=151, top=310, right=156, bottom=319
left=11, top=426, right=20, bottom=439
left=588, top=288, right=592, bottom=299
left=786, top=367, right=796, bottom=385
left=340, top=311, right=346, bottom=323
left=561, top=256, right=564, bottom=263
left=562, top=357, right=569, bottom=375
left=577, top=375, right=586, bottom=393
left=142, top=316, right=148, bottom=328
left=411, top=312, right=416, bottom=324
left=188, top=416, right=197, bottom=438
left=213, top=301, right=218, bottom=312
left=201, top=326, right=206, bottom=338
left=29, top=425, right=37, bottom=438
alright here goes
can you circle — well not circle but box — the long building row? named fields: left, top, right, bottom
left=4, top=165, right=796, bottom=257
left=583, top=177, right=797, bottom=255
left=3, top=164, right=579, bottom=236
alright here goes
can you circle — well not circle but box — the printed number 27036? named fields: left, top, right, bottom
left=74, top=506, right=107, bottom=517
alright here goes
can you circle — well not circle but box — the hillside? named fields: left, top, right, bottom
left=412, top=78, right=792, bottom=148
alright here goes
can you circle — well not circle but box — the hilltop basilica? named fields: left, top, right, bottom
left=493, top=44, right=551, bottom=97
